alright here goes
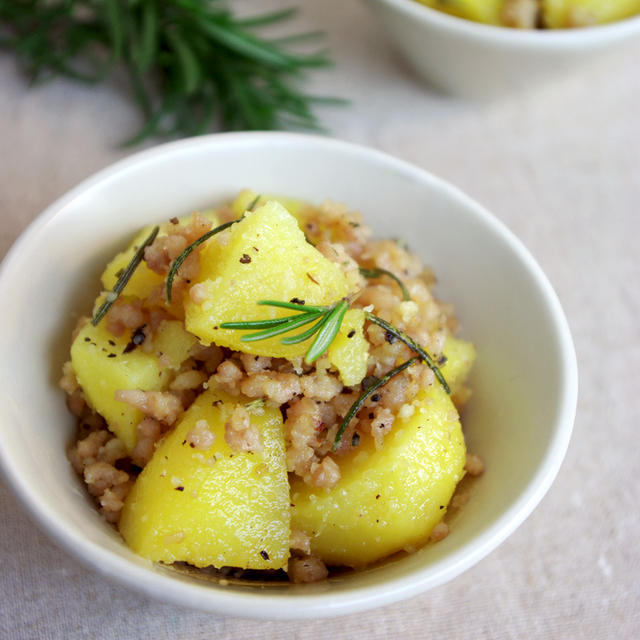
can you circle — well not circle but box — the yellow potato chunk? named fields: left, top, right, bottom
left=290, top=383, right=466, bottom=568
left=440, top=335, right=477, bottom=394
left=328, top=309, right=369, bottom=387
left=185, top=201, right=353, bottom=358
left=101, top=225, right=164, bottom=302
left=543, top=0, right=640, bottom=27
left=153, top=320, right=198, bottom=369
left=70, top=321, right=172, bottom=451
left=231, top=189, right=306, bottom=222
left=415, top=0, right=504, bottom=25
left=119, top=386, right=290, bottom=570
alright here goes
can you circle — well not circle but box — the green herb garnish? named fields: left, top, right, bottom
left=220, top=299, right=349, bottom=365
left=359, top=267, right=411, bottom=301
left=0, top=1, right=341, bottom=143
left=92, top=225, right=159, bottom=326
left=221, top=296, right=449, bottom=395
left=333, top=357, right=420, bottom=451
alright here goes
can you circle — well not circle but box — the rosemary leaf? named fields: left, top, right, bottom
left=220, top=317, right=291, bottom=331
left=258, top=300, right=328, bottom=313
left=166, top=218, right=239, bottom=303
left=280, top=313, right=330, bottom=345
left=305, top=300, right=348, bottom=364
left=240, top=311, right=323, bottom=342
left=333, top=357, right=420, bottom=450
left=364, top=312, right=450, bottom=393
left=359, top=267, right=411, bottom=302
left=92, top=225, right=159, bottom=326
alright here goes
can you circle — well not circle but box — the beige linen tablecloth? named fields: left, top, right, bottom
left=1, top=1, right=639, bottom=638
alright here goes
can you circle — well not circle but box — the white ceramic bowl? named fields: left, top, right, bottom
left=0, top=133, right=577, bottom=618
left=367, top=0, right=640, bottom=98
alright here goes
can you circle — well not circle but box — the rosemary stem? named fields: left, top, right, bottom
left=92, top=225, right=159, bottom=326
left=364, top=312, right=450, bottom=393
left=333, top=356, right=420, bottom=450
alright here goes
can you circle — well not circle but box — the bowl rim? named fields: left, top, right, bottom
left=0, top=132, right=578, bottom=618
left=368, top=0, right=640, bottom=47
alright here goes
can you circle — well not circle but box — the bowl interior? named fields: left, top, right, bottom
left=0, top=133, right=576, bottom=617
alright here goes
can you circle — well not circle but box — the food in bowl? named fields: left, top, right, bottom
left=414, top=0, right=640, bottom=28
left=60, top=189, right=482, bottom=583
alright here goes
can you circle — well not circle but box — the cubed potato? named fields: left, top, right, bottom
left=440, top=335, right=476, bottom=395
left=328, top=309, right=369, bottom=387
left=70, top=320, right=172, bottom=451
left=119, top=385, right=290, bottom=570
left=153, top=320, right=199, bottom=369
left=101, top=225, right=164, bottom=302
left=290, top=382, right=466, bottom=568
left=184, top=201, right=354, bottom=358
left=231, top=189, right=306, bottom=222
left=415, top=0, right=504, bottom=25
left=543, top=0, right=640, bottom=27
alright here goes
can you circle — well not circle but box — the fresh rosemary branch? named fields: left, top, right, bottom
left=0, top=1, right=340, bottom=143
left=333, top=357, right=420, bottom=450
left=92, top=225, right=159, bottom=326
left=221, top=297, right=450, bottom=396
left=220, top=299, right=348, bottom=365
left=359, top=267, right=411, bottom=301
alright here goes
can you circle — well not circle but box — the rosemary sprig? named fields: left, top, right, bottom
left=359, top=267, right=411, bottom=301
left=333, top=357, right=420, bottom=451
left=220, top=299, right=348, bottom=365
left=0, top=1, right=341, bottom=143
left=364, top=313, right=450, bottom=393
left=221, top=297, right=449, bottom=391
left=165, top=218, right=238, bottom=303
left=92, top=225, right=159, bottom=326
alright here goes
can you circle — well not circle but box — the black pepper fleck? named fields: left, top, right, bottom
left=84, top=337, right=91, bottom=342
left=175, top=486, right=184, bottom=491
left=439, top=505, right=444, bottom=509
left=437, top=355, right=448, bottom=365
left=384, top=330, right=396, bottom=344
left=260, top=550, right=269, bottom=560
left=351, top=432, right=360, bottom=447
left=347, top=329, right=356, bottom=339
left=123, top=324, right=147, bottom=354
left=239, top=254, right=251, bottom=264
left=108, top=339, right=116, bottom=346
left=170, top=216, right=179, bottom=224
left=368, top=412, right=374, bottom=419
left=107, top=353, right=116, bottom=358
left=371, top=393, right=380, bottom=402
left=290, top=297, right=305, bottom=305
left=376, top=494, right=381, bottom=499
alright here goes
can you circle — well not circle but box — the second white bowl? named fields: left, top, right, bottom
left=367, top=0, right=640, bottom=98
